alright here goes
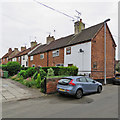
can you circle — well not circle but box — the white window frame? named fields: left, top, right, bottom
left=18, top=57, right=20, bottom=61
left=30, top=56, right=33, bottom=61
left=40, top=54, right=44, bottom=59
left=52, top=50, right=59, bottom=57
left=23, top=55, right=25, bottom=60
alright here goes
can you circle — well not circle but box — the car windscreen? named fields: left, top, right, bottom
left=58, top=78, right=72, bottom=85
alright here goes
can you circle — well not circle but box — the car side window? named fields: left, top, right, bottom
left=76, top=78, right=80, bottom=82
left=80, top=77, right=87, bottom=82
left=86, top=77, right=93, bottom=82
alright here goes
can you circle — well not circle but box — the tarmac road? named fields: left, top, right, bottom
left=2, top=84, right=119, bottom=118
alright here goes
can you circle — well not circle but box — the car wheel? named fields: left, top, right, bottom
left=97, top=86, right=102, bottom=93
left=75, top=89, right=83, bottom=99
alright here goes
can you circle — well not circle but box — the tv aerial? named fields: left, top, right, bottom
left=75, top=10, right=81, bottom=21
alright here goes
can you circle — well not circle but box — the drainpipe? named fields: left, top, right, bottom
left=104, top=19, right=110, bottom=85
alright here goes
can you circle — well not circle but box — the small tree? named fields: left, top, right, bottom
left=47, top=68, right=54, bottom=76
left=35, top=73, right=41, bottom=88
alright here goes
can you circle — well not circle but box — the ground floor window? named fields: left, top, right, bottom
left=68, top=64, right=73, bottom=67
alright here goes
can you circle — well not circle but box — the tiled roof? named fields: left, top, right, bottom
left=29, top=22, right=104, bottom=56
left=2, top=51, right=13, bottom=59
left=12, top=44, right=40, bottom=58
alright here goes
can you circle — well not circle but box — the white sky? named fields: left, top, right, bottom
left=0, top=0, right=119, bottom=59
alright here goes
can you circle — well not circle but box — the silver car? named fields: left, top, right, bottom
left=57, top=76, right=102, bottom=99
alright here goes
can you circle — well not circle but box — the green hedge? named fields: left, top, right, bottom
left=42, top=66, right=78, bottom=76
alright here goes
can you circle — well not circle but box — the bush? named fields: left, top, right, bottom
left=42, top=67, right=60, bottom=76
left=0, top=64, right=8, bottom=71
left=47, top=68, right=54, bottom=76
left=18, top=70, right=26, bottom=78
left=39, top=68, right=47, bottom=80
left=25, top=67, right=36, bottom=78
left=6, top=62, right=21, bottom=76
left=58, top=66, right=78, bottom=76
left=23, top=78, right=36, bottom=87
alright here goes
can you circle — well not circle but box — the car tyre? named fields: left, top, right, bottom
left=97, top=86, right=102, bottom=93
left=75, top=89, right=83, bottom=99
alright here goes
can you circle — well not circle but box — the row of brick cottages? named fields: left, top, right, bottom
left=1, top=19, right=116, bottom=80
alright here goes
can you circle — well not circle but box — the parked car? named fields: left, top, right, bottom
left=113, top=73, right=120, bottom=85
left=57, top=76, right=102, bottom=99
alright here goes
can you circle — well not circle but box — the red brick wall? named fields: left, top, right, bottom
left=48, top=48, right=64, bottom=66
left=16, top=57, right=21, bottom=64
left=28, top=48, right=64, bottom=67
left=28, top=52, right=47, bottom=67
left=46, top=78, right=62, bottom=94
left=91, top=24, right=115, bottom=79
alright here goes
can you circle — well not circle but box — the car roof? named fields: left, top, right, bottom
left=65, top=76, right=86, bottom=79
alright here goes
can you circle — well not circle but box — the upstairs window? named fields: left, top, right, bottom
left=66, top=47, right=71, bottom=55
left=53, top=50, right=59, bottom=57
left=23, top=55, right=25, bottom=60
left=40, top=54, right=44, bottom=59
left=30, top=56, right=33, bottom=61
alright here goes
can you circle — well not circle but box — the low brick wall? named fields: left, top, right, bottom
left=46, top=77, right=62, bottom=94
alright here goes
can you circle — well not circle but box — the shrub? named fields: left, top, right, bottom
left=25, top=67, right=36, bottom=78
left=42, top=67, right=60, bottom=76
left=32, top=71, right=38, bottom=80
left=47, top=68, right=54, bottom=76
left=18, top=70, right=26, bottom=78
left=39, top=68, right=47, bottom=80
left=58, top=66, right=78, bottom=76
left=23, top=77, right=36, bottom=87
left=6, top=62, right=21, bottom=76
left=0, top=64, right=8, bottom=71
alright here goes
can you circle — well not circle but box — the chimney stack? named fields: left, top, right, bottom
left=31, top=41, right=37, bottom=48
left=8, top=48, right=12, bottom=54
left=46, top=35, right=55, bottom=44
left=14, top=48, right=18, bottom=51
left=74, top=18, right=85, bottom=34
left=21, top=46, right=26, bottom=51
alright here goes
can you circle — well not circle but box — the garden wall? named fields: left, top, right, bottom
left=46, top=77, right=62, bottom=94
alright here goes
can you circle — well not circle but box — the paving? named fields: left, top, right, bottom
left=0, top=78, right=45, bottom=102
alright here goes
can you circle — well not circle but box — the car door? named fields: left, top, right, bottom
left=76, top=77, right=89, bottom=93
left=85, top=77, right=97, bottom=92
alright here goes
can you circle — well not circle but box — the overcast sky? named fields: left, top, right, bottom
left=0, top=0, right=119, bottom=59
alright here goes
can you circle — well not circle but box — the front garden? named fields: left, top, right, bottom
left=1, top=62, right=78, bottom=93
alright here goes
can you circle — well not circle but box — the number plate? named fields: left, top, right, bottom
left=59, top=88, right=65, bottom=92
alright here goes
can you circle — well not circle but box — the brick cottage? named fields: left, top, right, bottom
left=28, top=19, right=116, bottom=80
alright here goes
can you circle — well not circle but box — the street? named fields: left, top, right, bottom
left=2, top=84, right=119, bottom=118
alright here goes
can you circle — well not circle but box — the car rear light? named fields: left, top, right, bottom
left=69, top=79, right=75, bottom=86
left=66, top=89, right=69, bottom=91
